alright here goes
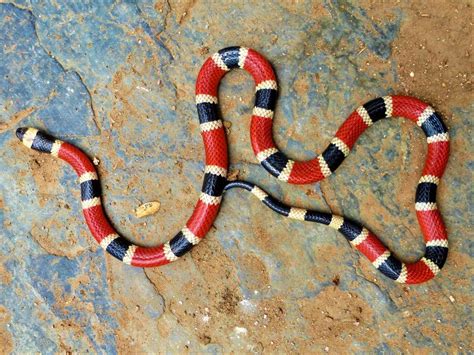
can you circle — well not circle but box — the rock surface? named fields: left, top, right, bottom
left=0, top=0, right=472, bottom=353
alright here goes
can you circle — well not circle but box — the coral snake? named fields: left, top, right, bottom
left=16, top=47, right=450, bottom=284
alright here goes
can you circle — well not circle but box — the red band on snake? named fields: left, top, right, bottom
left=16, top=46, right=449, bottom=284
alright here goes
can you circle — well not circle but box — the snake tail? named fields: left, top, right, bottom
left=224, top=181, right=448, bottom=284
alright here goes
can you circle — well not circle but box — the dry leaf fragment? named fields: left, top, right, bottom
left=135, top=201, right=161, bottom=218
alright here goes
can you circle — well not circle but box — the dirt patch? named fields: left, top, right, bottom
left=141, top=236, right=291, bottom=351
left=0, top=306, right=13, bottom=354
left=237, top=253, right=270, bottom=293
left=389, top=1, right=472, bottom=111
left=29, top=219, right=91, bottom=259
left=253, top=226, right=277, bottom=253
left=0, top=106, right=36, bottom=133
left=52, top=318, right=94, bottom=353
left=109, top=69, right=146, bottom=128
left=0, top=257, right=12, bottom=285
left=297, top=286, right=375, bottom=352
left=26, top=154, right=62, bottom=207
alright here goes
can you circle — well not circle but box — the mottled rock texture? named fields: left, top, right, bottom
left=0, top=0, right=472, bottom=353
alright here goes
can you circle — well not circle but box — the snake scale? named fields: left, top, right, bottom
left=16, top=47, right=450, bottom=284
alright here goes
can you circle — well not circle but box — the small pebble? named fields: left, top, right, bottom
left=93, top=157, right=100, bottom=165
left=409, top=72, right=415, bottom=78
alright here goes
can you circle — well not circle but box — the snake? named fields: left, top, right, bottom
left=16, top=46, right=450, bottom=284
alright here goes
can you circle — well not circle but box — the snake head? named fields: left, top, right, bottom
left=16, top=126, right=40, bottom=149
left=16, top=127, right=59, bottom=154
left=15, top=127, right=28, bottom=142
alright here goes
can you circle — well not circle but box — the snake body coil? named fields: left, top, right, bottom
left=16, top=47, right=450, bottom=284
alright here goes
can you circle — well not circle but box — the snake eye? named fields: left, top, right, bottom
left=16, top=127, right=28, bottom=141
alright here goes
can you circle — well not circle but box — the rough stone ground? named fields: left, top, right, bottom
left=0, top=0, right=472, bottom=353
